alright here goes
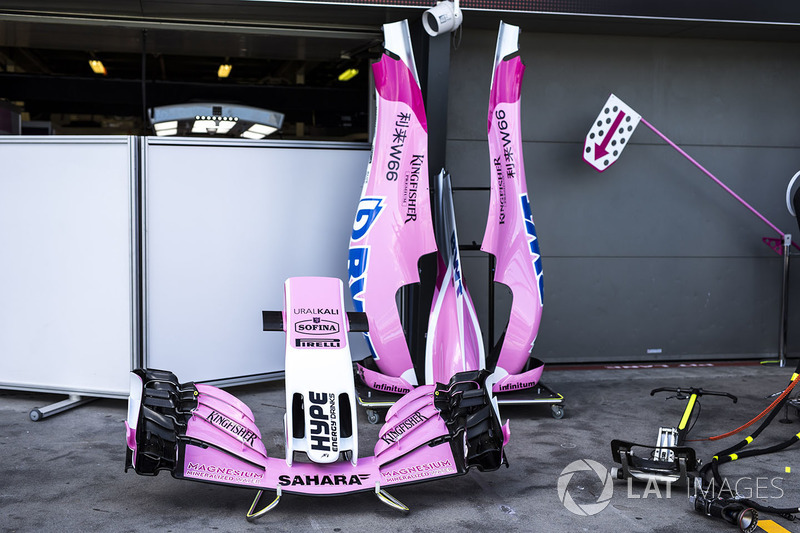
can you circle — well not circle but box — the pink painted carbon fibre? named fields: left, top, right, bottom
left=348, top=51, right=436, bottom=385
left=185, top=405, right=268, bottom=466
left=482, top=43, right=545, bottom=383
left=374, top=402, right=445, bottom=459
left=425, top=265, right=485, bottom=384
left=424, top=169, right=485, bottom=385
left=179, top=382, right=461, bottom=496
left=180, top=434, right=459, bottom=496
left=384, top=385, right=434, bottom=421
left=356, top=362, right=413, bottom=395
left=493, top=363, right=544, bottom=393
left=195, top=384, right=257, bottom=427
left=124, top=421, right=137, bottom=464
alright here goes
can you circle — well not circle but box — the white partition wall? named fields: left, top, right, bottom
left=143, top=138, right=370, bottom=384
left=0, top=137, right=137, bottom=398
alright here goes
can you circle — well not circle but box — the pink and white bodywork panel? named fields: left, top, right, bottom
left=482, top=23, right=545, bottom=388
left=425, top=171, right=485, bottom=385
left=348, top=20, right=436, bottom=387
left=282, top=277, right=358, bottom=466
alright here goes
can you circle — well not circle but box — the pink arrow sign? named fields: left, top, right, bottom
left=583, top=94, right=641, bottom=172
left=595, top=110, right=626, bottom=159
left=582, top=93, right=794, bottom=246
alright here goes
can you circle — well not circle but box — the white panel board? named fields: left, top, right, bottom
left=0, top=137, right=136, bottom=397
left=144, top=139, right=370, bottom=383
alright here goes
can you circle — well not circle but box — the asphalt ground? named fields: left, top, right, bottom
left=2, top=361, right=799, bottom=532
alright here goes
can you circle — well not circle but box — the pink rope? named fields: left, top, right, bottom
left=640, top=117, right=786, bottom=238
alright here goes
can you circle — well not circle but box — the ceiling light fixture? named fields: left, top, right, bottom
left=191, top=116, right=237, bottom=135
left=89, top=59, right=107, bottom=75
left=218, top=64, right=233, bottom=78
left=338, top=68, right=359, bottom=82
left=241, top=123, right=278, bottom=140
left=149, top=103, right=284, bottom=139
left=153, top=120, right=178, bottom=136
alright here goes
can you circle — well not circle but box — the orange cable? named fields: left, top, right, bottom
left=688, top=375, right=799, bottom=442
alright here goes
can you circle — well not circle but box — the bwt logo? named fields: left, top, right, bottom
left=520, top=193, right=544, bottom=305
left=349, top=197, right=384, bottom=312
left=351, top=197, right=384, bottom=241
left=348, top=247, right=369, bottom=313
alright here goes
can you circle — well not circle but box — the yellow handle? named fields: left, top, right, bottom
left=678, top=394, right=698, bottom=430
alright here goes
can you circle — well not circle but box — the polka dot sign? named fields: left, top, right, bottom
left=583, top=93, right=641, bottom=172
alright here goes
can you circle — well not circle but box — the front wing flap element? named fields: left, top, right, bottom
left=126, top=368, right=508, bottom=497
left=125, top=368, right=197, bottom=476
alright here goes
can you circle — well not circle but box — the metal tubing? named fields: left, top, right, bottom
left=29, top=394, right=96, bottom=422
left=779, top=234, right=791, bottom=368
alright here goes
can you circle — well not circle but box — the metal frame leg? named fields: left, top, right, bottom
left=778, top=233, right=791, bottom=368
left=29, top=394, right=96, bottom=421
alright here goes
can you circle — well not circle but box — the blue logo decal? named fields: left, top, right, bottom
left=348, top=246, right=369, bottom=312
left=450, top=232, right=464, bottom=297
left=349, top=197, right=384, bottom=357
left=347, top=245, right=378, bottom=359
left=351, top=197, right=384, bottom=241
left=520, top=193, right=544, bottom=304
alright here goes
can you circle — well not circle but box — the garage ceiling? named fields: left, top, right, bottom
left=0, top=1, right=399, bottom=138
left=1, top=1, right=799, bottom=138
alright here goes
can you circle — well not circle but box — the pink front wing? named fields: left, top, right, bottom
left=174, top=381, right=463, bottom=496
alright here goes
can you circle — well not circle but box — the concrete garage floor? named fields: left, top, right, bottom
left=2, top=362, right=799, bottom=533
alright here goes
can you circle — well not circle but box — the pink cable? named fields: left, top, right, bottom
left=640, top=118, right=786, bottom=238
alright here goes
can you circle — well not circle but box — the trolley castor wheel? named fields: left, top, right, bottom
left=366, top=409, right=381, bottom=425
